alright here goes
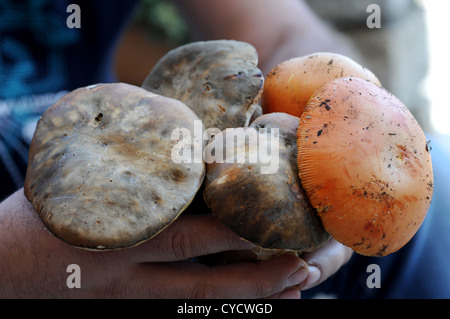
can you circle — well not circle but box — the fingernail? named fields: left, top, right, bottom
left=301, top=265, right=321, bottom=290
left=287, top=265, right=308, bottom=287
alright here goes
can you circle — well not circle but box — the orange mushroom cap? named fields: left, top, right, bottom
left=297, top=77, right=433, bottom=257
left=261, top=52, right=381, bottom=118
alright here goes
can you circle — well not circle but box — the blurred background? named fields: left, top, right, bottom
left=114, top=0, right=450, bottom=144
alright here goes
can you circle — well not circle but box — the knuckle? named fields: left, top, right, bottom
left=256, top=279, right=276, bottom=298
left=169, top=229, right=195, bottom=260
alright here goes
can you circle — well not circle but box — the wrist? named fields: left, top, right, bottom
left=0, top=189, right=58, bottom=297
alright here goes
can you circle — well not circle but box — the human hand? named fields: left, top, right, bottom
left=0, top=189, right=308, bottom=299
left=299, top=239, right=353, bottom=290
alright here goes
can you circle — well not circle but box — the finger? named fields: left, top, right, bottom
left=278, top=286, right=301, bottom=299
left=299, top=239, right=353, bottom=290
left=121, top=253, right=308, bottom=298
left=120, top=214, right=256, bottom=263
left=265, top=285, right=301, bottom=299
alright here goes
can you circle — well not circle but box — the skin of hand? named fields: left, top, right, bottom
left=0, top=189, right=309, bottom=298
left=300, top=239, right=353, bottom=290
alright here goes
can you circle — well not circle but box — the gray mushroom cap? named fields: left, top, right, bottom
left=203, top=113, right=331, bottom=252
left=142, top=40, right=264, bottom=131
left=24, top=83, right=205, bottom=250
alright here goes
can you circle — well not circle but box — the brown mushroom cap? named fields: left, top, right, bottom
left=203, top=113, right=330, bottom=252
left=24, top=83, right=205, bottom=250
left=142, top=40, right=264, bottom=130
left=297, top=77, right=433, bottom=256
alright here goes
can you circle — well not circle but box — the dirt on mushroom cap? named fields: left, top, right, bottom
left=261, top=52, right=381, bottom=118
left=297, top=77, right=433, bottom=257
left=142, top=40, right=264, bottom=130
left=24, top=83, right=205, bottom=250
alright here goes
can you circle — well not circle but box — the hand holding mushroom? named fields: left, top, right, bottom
left=145, top=44, right=432, bottom=259
left=1, top=191, right=308, bottom=298
left=22, top=41, right=433, bottom=298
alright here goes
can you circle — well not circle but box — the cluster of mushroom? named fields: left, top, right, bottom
left=24, top=40, right=433, bottom=259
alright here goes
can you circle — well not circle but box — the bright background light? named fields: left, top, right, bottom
left=421, top=0, right=450, bottom=136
